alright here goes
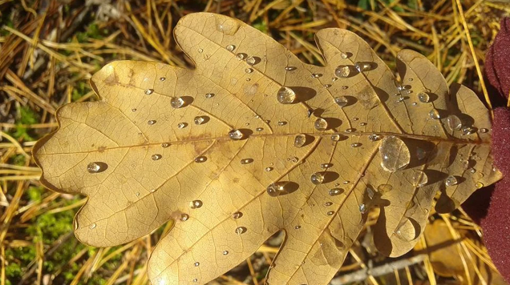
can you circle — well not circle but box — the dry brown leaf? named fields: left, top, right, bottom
left=34, top=13, right=502, bottom=285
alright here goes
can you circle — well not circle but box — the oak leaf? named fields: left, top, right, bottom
left=34, top=12, right=501, bottom=285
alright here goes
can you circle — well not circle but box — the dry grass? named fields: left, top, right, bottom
left=1, top=0, right=509, bottom=284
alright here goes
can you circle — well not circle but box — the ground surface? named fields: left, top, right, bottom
left=1, top=0, right=509, bottom=284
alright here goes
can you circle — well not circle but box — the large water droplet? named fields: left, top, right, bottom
left=334, top=96, right=348, bottom=107
left=87, top=162, right=106, bottom=173
left=311, top=172, right=325, bottom=185
left=417, top=92, right=430, bottom=103
left=335, top=65, right=352, bottom=78
left=236, top=53, right=246, bottom=60
left=266, top=182, right=290, bottom=197
left=235, top=226, right=247, bottom=235
left=351, top=142, right=362, bottom=148
left=159, top=77, right=166, bottom=81
left=379, top=136, right=410, bottom=172
left=411, top=170, right=428, bottom=187
left=205, top=93, right=215, bottom=99
left=229, top=129, right=244, bottom=140
left=394, top=219, right=418, bottom=241
left=445, top=175, right=458, bottom=186
left=429, top=109, right=441, bottom=120
left=194, top=262, right=200, bottom=267
left=171, top=97, right=185, bottom=108
left=446, top=115, right=462, bottom=131
left=246, top=56, right=256, bottom=65
left=314, top=118, right=328, bottom=131
left=151, top=154, right=162, bottom=161
left=145, top=89, right=154, bottom=95
left=277, top=87, right=297, bottom=104
left=265, top=167, right=273, bottom=172
left=329, top=188, right=342, bottom=196
left=355, top=62, right=372, bottom=72
left=190, top=200, right=203, bottom=209
left=226, top=44, right=235, bottom=52
left=194, top=116, right=206, bottom=125
left=180, top=214, right=189, bottom=221
left=294, top=134, right=307, bottom=148
left=148, top=120, right=156, bottom=125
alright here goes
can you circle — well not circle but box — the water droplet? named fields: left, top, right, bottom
left=446, top=115, right=462, bottom=131
left=265, top=167, right=273, bottom=172
left=314, top=118, right=328, bottom=131
left=232, top=212, right=243, bottom=219
left=470, top=168, right=476, bottom=174
left=351, top=142, right=362, bottom=148
left=87, top=162, right=103, bottom=173
left=289, top=157, right=299, bottom=163
left=429, top=109, right=441, bottom=120
left=226, top=44, right=235, bottom=52
left=159, top=77, right=166, bottom=81
left=145, top=89, right=154, bottom=95
left=321, top=163, right=333, bottom=169
left=198, top=48, right=203, bottom=53
left=190, top=200, right=203, bottom=209
left=180, top=214, right=189, bottom=221
left=335, top=65, right=352, bottom=78
left=277, top=121, right=287, bottom=126
left=327, top=211, right=335, bottom=216
left=340, top=52, right=349, bottom=59
left=324, top=84, right=332, bottom=88
left=285, top=66, right=297, bottom=71
left=462, top=127, right=476, bottom=135
left=148, top=120, right=156, bottom=125
left=294, top=225, right=301, bottom=229
left=195, top=156, right=207, bottom=163
left=205, top=93, right=215, bottom=99
left=277, top=87, right=297, bottom=104
left=360, top=122, right=367, bottom=126
left=89, top=223, right=96, bottom=229
left=342, top=85, right=349, bottom=90
left=479, top=128, right=489, bottom=133
left=235, top=226, right=247, bottom=235
left=246, top=56, right=256, bottom=65
left=131, top=108, right=137, bottom=112
left=334, top=96, right=348, bottom=107
left=359, top=204, right=367, bottom=214
left=311, top=73, right=322, bottom=78
left=194, top=262, right=200, bottom=267
left=266, top=181, right=290, bottom=196
left=476, top=182, right=484, bottom=188
left=345, top=128, right=354, bottom=133
left=329, top=188, right=342, bottom=196
left=445, top=175, right=458, bottom=186
left=241, top=158, right=253, bottom=164
left=330, top=134, right=342, bottom=141
left=223, top=250, right=229, bottom=255
left=294, top=134, right=307, bottom=148
left=411, top=170, right=428, bottom=187
left=368, top=134, right=381, bottom=141
left=177, top=122, right=188, bottom=129
left=162, top=143, right=170, bottom=148
left=311, top=172, right=325, bottom=185
left=245, top=68, right=253, bottom=74
left=193, top=278, right=198, bottom=283
left=236, top=53, right=246, bottom=60
left=194, top=116, right=206, bottom=125
left=379, top=136, right=410, bottom=172
left=256, top=127, right=263, bottom=132
left=151, top=154, right=162, bottom=161
left=355, top=62, right=372, bottom=72
left=229, top=129, right=244, bottom=140
left=324, top=202, right=333, bottom=206
left=418, top=92, right=430, bottom=103
left=171, top=97, right=185, bottom=108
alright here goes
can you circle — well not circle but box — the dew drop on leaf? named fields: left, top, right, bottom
left=87, top=162, right=105, bottom=173
left=228, top=129, right=244, bottom=140
left=266, top=182, right=290, bottom=196
left=171, top=97, right=185, bottom=108
left=265, top=167, right=273, bottom=172
left=359, top=204, right=367, bottom=214
left=194, top=262, right=200, bottom=267
left=368, top=134, right=381, bottom=141
left=232, top=212, right=243, bottom=219
left=355, top=62, right=371, bottom=72
left=321, top=163, right=333, bottom=169
left=205, top=92, right=214, bottom=99
left=379, top=136, right=410, bottom=172
left=177, top=122, right=188, bottom=129
left=236, top=53, right=246, bottom=60
left=294, top=134, right=307, bottom=148
left=277, top=87, right=297, bottom=104
left=223, top=250, right=229, bottom=255
left=417, top=92, right=430, bottom=103
left=195, top=156, right=207, bottom=163
left=411, top=170, right=428, bottom=187
left=311, top=172, right=325, bottom=185
left=329, top=188, right=342, bottom=196
left=145, top=89, right=154, bottom=95
left=294, top=225, right=301, bottom=229
left=446, top=115, right=462, bottom=131
left=429, top=109, right=441, bottom=120
left=394, top=219, right=418, bottom=242
left=190, top=200, right=203, bottom=209
left=180, top=214, right=189, bottom=221
left=334, top=65, right=352, bottom=78
left=351, top=142, right=362, bottom=148
left=324, top=202, right=333, bottom=206
left=334, top=96, right=348, bottom=107
left=285, top=66, right=296, bottom=71
left=194, top=116, right=206, bottom=125
left=240, top=158, right=253, bottom=164
left=161, top=143, right=170, bottom=148
left=226, top=44, right=235, bottom=52
left=445, top=175, right=458, bottom=186
left=314, top=118, right=328, bottom=131
left=159, top=77, right=166, bottom=81
left=151, top=154, right=162, bottom=161
left=89, top=223, right=96, bottom=229
left=245, top=68, right=253, bottom=74
left=479, top=128, right=489, bottom=133
left=148, top=120, right=156, bottom=125
left=235, top=226, right=247, bottom=235
left=246, top=56, right=256, bottom=65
